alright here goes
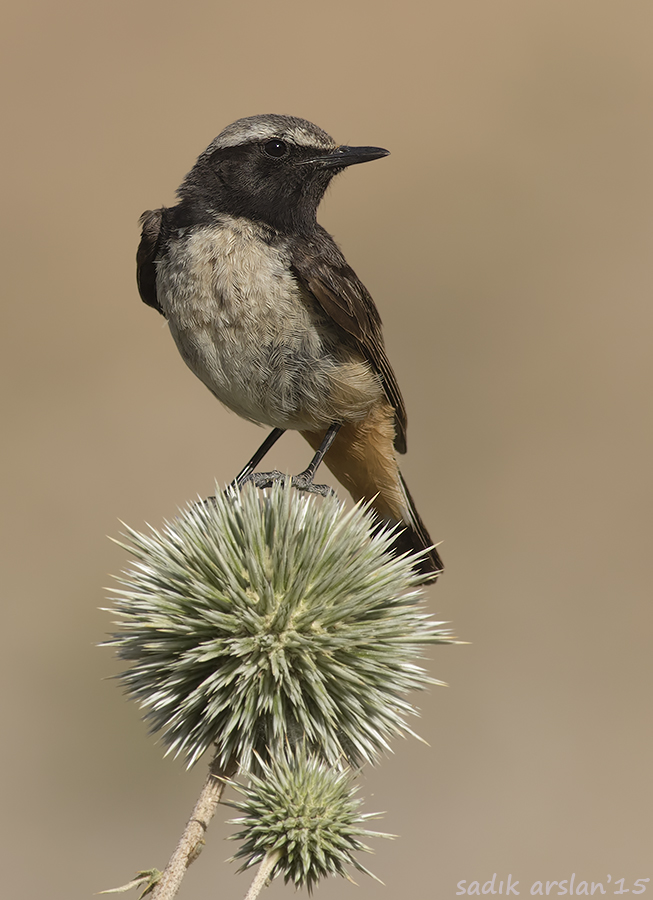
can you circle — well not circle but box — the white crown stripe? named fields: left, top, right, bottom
left=201, top=114, right=337, bottom=154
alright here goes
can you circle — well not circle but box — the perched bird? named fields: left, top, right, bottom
left=137, top=114, right=442, bottom=579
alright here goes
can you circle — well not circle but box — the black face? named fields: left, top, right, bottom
left=177, top=137, right=389, bottom=234
left=178, top=138, right=340, bottom=233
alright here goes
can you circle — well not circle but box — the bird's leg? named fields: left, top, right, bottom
left=290, top=423, right=341, bottom=496
left=237, top=423, right=341, bottom=497
left=232, top=428, right=286, bottom=489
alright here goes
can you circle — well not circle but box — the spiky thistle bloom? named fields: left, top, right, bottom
left=106, top=483, right=452, bottom=769
left=226, top=746, right=392, bottom=892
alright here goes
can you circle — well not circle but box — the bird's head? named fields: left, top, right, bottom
left=177, top=114, right=389, bottom=232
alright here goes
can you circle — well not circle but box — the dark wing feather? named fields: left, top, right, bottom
left=290, top=227, right=408, bottom=453
left=136, top=208, right=167, bottom=315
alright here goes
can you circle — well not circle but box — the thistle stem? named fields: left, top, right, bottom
left=150, top=753, right=238, bottom=900
left=242, top=851, right=281, bottom=900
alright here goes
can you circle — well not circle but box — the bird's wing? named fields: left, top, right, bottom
left=290, top=227, right=407, bottom=454
left=136, top=208, right=166, bottom=315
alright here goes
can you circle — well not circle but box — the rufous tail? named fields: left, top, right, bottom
left=301, top=405, right=442, bottom=580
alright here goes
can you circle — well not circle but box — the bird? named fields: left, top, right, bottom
left=137, top=113, right=442, bottom=579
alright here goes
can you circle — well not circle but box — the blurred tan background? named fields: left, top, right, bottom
left=1, top=1, right=652, bottom=897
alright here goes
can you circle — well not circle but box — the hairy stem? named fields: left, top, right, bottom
left=150, top=752, right=238, bottom=900
left=242, top=851, right=281, bottom=900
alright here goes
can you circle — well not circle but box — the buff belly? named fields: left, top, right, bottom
left=156, top=218, right=382, bottom=431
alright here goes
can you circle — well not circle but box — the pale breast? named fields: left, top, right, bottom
left=156, top=217, right=381, bottom=430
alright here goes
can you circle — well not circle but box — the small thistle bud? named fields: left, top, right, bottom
left=226, top=746, right=392, bottom=892
left=106, top=484, right=452, bottom=769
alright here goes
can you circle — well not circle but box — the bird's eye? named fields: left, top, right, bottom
left=263, top=139, right=288, bottom=158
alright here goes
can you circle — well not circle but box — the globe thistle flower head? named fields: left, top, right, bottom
left=107, top=483, right=452, bottom=769
left=226, top=746, right=392, bottom=892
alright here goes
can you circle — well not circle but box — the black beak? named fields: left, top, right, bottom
left=300, top=145, right=390, bottom=168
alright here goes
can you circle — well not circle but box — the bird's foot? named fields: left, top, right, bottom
left=290, top=469, right=335, bottom=497
left=238, top=470, right=286, bottom=489
left=236, top=469, right=335, bottom=497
